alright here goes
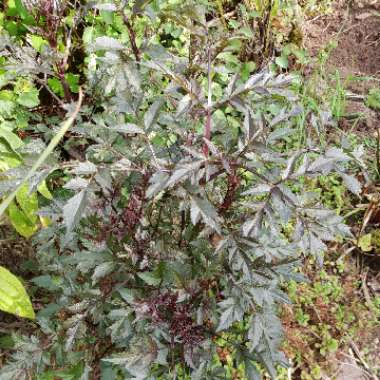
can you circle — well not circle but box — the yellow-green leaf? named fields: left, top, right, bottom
left=0, top=265, right=35, bottom=319
left=16, top=183, right=38, bottom=224
left=8, top=201, right=38, bottom=238
left=37, top=181, right=53, bottom=200
left=358, top=233, right=372, bottom=252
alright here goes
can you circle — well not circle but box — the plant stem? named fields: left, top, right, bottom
left=121, top=11, right=141, bottom=63
left=203, top=32, right=212, bottom=157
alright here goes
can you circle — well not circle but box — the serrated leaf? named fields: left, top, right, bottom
left=72, top=161, right=97, bottom=175
left=165, top=160, right=204, bottom=188
left=146, top=171, right=170, bottom=198
left=111, top=123, right=144, bottom=134
left=244, top=72, right=264, bottom=90
left=275, top=55, right=288, bottom=69
left=63, top=189, right=88, bottom=234
left=176, top=94, right=192, bottom=116
left=267, top=127, right=294, bottom=143
left=103, top=337, right=157, bottom=379
left=137, top=271, right=161, bottom=286
left=94, top=36, right=124, bottom=51
left=0, top=265, right=35, bottom=319
left=242, top=184, right=272, bottom=196
left=248, top=315, right=263, bottom=350
left=17, top=88, right=40, bottom=108
left=144, top=100, right=163, bottom=129
left=190, top=195, right=221, bottom=233
left=64, top=177, right=89, bottom=191
left=245, top=359, right=261, bottom=380
left=341, top=173, right=361, bottom=196
left=216, top=299, right=244, bottom=331
left=92, top=262, right=115, bottom=283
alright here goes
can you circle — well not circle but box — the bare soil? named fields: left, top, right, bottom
left=304, top=0, right=380, bottom=135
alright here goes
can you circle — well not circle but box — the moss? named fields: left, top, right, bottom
left=371, top=229, right=380, bottom=252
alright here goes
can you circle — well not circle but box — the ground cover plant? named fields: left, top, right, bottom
left=0, top=0, right=378, bottom=379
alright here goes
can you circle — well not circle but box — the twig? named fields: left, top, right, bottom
left=347, top=336, right=379, bottom=380
left=121, top=10, right=141, bottom=63
left=35, top=77, right=65, bottom=107
left=361, top=269, right=377, bottom=313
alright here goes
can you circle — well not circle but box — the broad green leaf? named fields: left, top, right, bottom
left=28, top=34, right=48, bottom=53
left=0, top=126, right=24, bottom=150
left=8, top=201, right=37, bottom=237
left=65, top=73, right=80, bottom=94
left=275, top=55, right=288, bottom=69
left=16, top=183, right=38, bottom=224
left=17, top=88, right=40, bottom=108
left=0, top=265, right=35, bottom=319
left=38, top=181, right=53, bottom=200
left=47, top=77, right=64, bottom=97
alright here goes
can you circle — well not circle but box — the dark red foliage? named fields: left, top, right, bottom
left=143, top=291, right=205, bottom=347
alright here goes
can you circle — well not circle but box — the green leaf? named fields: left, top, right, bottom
left=16, top=183, right=38, bottom=224
left=65, top=73, right=80, bottom=94
left=38, top=181, right=53, bottom=200
left=47, top=77, right=64, bottom=97
left=17, top=88, right=40, bottom=108
left=28, top=35, right=48, bottom=53
left=275, top=55, right=289, bottom=69
left=0, top=265, right=35, bottom=319
left=0, top=126, right=24, bottom=151
left=358, top=233, right=372, bottom=252
left=6, top=183, right=39, bottom=238
left=8, top=200, right=37, bottom=238
left=365, top=88, right=380, bottom=110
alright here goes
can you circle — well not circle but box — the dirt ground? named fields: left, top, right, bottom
left=304, top=0, right=380, bottom=135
